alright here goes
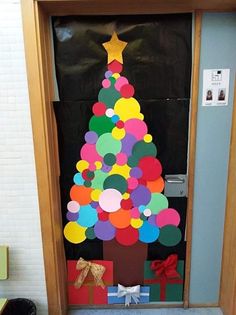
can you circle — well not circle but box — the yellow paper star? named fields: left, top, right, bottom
left=102, top=32, right=127, bottom=65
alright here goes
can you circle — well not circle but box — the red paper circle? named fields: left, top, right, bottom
left=138, top=156, right=162, bottom=181
left=116, top=120, right=124, bottom=129
left=121, top=198, right=133, bottom=210
left=108, top=60, right=123, bottom=73
left=82, top=169, right=91, bottom=181
left=98, top=211, right=109, bottom=221
left=92, top=102, right=106, bottom=116
left=120, top=84, right=135, bottom=98
left=116, top=226, right=139, bottom=246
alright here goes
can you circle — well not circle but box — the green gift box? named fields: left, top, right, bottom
left=144, top=257, right=184, bottom=302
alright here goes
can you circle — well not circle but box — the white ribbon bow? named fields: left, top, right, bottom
left=117, top=284, right=140, bottom=306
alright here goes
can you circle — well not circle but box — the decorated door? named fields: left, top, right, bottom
left=53, top=14, right=192, bottom=306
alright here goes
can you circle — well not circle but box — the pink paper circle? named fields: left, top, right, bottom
left=127, top=177, right=138, bottom=190
left=116, top=152, right=128, bottom=165
left=102, top=79, right=111, bottom=88
left=99, top=189, right=122, bottom=212
left=156, top=208, right=180, bottom=228
left=124, top=119, right=148, bottom=140
left=67, top=201, right=80, bottom=213
left=80, top=143, right=102, bottom=163
left=114, top=76, right=129, bottom=91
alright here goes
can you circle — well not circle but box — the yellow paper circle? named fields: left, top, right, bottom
left=123, top=192, right=130, bottom=200
left=131, top=218, right=143, bottom=229
left=64, top=222, right=87, bottom=244
left=95, top=161, right=102, bottom=170
left=144, top=134, right=153, bottom=143
left=112, top=127, right=125, bottom=140
left=76, top=160, right=89, bottom=172
left=112, top=73, right=120, bottom=79
left=91, top=189, right=102, bottom=201
left=114, top=98, right=143, bottom=122
left=109, top=164, right=131, bottom=179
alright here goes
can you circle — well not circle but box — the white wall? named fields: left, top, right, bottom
left=0, top=1, right=48, bottom=314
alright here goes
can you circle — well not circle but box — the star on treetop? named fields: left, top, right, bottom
left=102, top=32, right=127, bottom=65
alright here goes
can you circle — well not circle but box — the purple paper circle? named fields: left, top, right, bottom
left=148, top=215, right=157, bottom=226
left=130, top=185, right=151, bottom=207
left=90, top=201, right=99, bottom=209
left=66, top=212, right=79, bottom=221
left=105, top=70, right=113, bottom=79
left=130, top=167, right=143, bottom=179
left=94, top=220, right=116, bottom=241
left=85, top=131, right=98, bottom=144
left=121, top=133, right=137, bottom=157
left=102, top=164, right=112, bottom=173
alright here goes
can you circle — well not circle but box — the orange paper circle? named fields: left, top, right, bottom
left=146, top=176, right=165, bottom=193
left=70, top=185, right=93, bottom=205
left=109, top=208, right=131, bottom=229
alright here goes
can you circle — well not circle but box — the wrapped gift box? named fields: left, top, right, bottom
left=67, top=260, right=113, bottom=305
left=108, top=286, right=150, bottom=305
left=144, top=260, right=184, bottom=302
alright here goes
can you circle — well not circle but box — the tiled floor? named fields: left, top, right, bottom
left=69, top=307, right=223, bottom=315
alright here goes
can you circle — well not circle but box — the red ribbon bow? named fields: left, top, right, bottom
left=150, top=254, right=181, bottom=279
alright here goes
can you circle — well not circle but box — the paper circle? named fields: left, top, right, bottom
left=106, top=108, right=114, bottom=118
left=73, top=173, right=84, bottom=185
left=124, top=119, right=148, bottom=141
left=156, top=208, right=180, bottom=228
left=85, top=227, right=96, bottom=240
left=120, top=198, right=133, bottom=210
left=147, top=193, right=168, bottom=214
left=120, top=84, right=135, bottom=98
left=144, top=134, right=153, bottom=143
left=70, top=185, right=93, bottom=205
left=96, top=133, right=121, bottom=157
left=76, top=160, right=89, bottom=172
left=127, top=177, right=138, bottom=190
left=89, top=115, right=114, bottom=136
left=64, top=222, right=87, bottom=244
left=130, top=167, right=143, bottom=179
left=112, top=127, right=125, bottom=140
left=98, top=211, right=109, bottom=221
left=67, top=200, right=80, bottom=213
left=132, top=141, right=157, bottom=160
left=139, top=221, right=160, bottom=243
left=116, top=226, right=139, bottom=246
left=92, top=102, right=106, bottom=116
left=130, top=185, right=151, bottom=207
left=109, top=164, right=131, bottom=179
left=102, top=79, right=111, bottom=88
left=114, top=98, right=143, bottom=122
left=116, top=120, right=124, bottom=129
left=105, top=70, right=113, bottom=78
left=85, top=131, right=98, bottom=144
left=147, top=177, right=165, bottom=193
left=91, top=189, right=102, bottom=202
left=103, top=174, right=127, bottom=194
left=104, top=153, right=116, bottom=166
left=143, top=208, right=152, bottom=217
left=112, top=73, right=120, bottom=79
left=80, top=143, right=102, bottom=164
left=77, top=205, right=98, bottom=227
left=131, top=218, right=143, bottom=229
left=131, top=207, right=140, bottom=218
left=116, top=152, right=128, bottom=166
left=114, top=76, right=129, bottom=91
left=108, top=60, right=123, bottom=73
left=138, top=156, right=162, bottom=181
left=98, top=87, right=120, bottom=108
left=158, top=225, right=182, bottom=246
left=94, top=220, right=116, bottom=241
left=121, top=133, right=137, bottom=157
left=99, top=188, right=122, bottom=212
left=109, top=209, right=131, bottom=228
left=66, top=211, right=79, bottom=221
left=91, top=171, right=108, bottom=190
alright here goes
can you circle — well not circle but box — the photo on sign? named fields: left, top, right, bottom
left=206, top=89, right=213, bottom=101
left=218, top=88, right=226, bottom=101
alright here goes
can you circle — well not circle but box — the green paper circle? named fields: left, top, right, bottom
left=158, top=225, right=182, bottom=247
left=109, top=77, right=116, bottom=85
left=147, top=193, right=168, bottom=214
left=104, top=153, right=116, bottom=166
left=87, top=171, right=94, bottom=179
left=96, top=133, right=121, bottom=157
left=98, top=87, right=120, bottom=108
left=91, top=171, right=108, bottom=190
left=89, top=115, right=114, bottom=136
left=127, top=155, right=139, bottom=167
left=84, top=180, right=92, bottom=187
left=140, top=213, right=147, bottom=221
left=132, top=141, right=157, bottom=160
left=86, top=227, right=96, bottom=240
left=103, top=174, right=127, bottom=194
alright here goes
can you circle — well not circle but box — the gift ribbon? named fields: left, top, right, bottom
left=150, top=254, right=181, bottom=279
left=117, top=284, right=140, bottom=306
left=74, top=258, right=105, bottom=289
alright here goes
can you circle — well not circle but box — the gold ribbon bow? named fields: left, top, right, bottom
left=74, top=258, right=105, bottom=289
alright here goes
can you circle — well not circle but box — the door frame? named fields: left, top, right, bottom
left=21, top=1, right=230, bottom=314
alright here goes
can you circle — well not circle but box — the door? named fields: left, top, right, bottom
left=52, top=14, right=192, bottom=307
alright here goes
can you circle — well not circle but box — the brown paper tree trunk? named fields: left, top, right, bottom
left=103, top=240, right=147, bottom=286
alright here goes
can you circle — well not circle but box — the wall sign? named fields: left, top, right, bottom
left=202, top=69, right=230, bottom=106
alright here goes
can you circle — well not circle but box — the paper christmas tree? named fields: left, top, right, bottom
left=64, top=33, right=182, bottom=248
